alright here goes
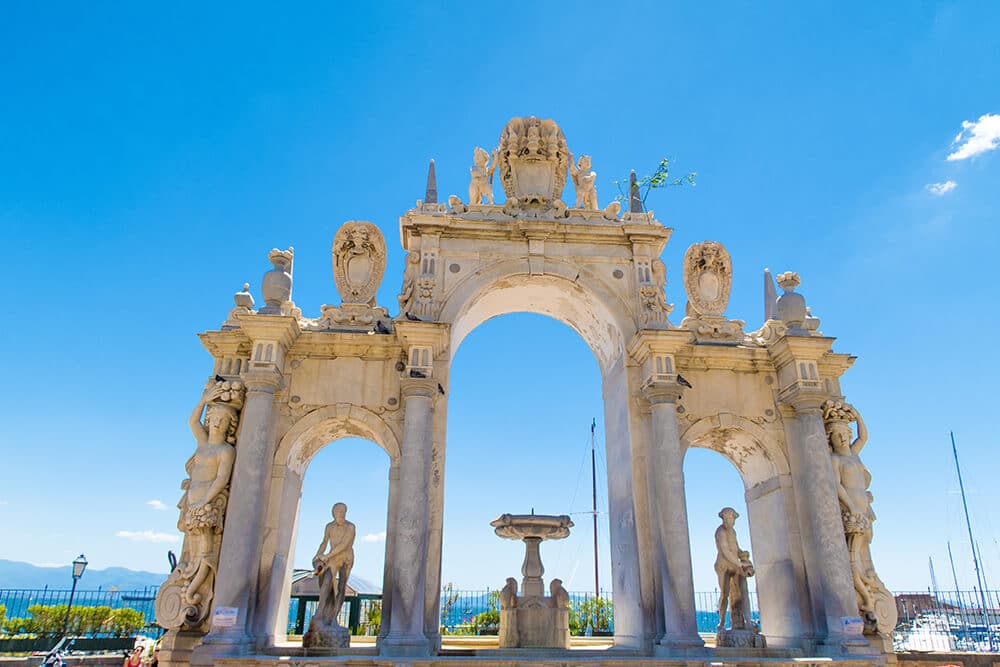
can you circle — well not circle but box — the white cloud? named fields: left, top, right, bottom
left=0, top=500, right=9, bottom=506
left=146, top=499, right=169, bottom=511
left=926, top=180, right=957, bottom=195
left=362, top=531, right=387, bottom=543
left=947, top=113, right=1000, bottom=160
left=116, top=530, right=180, bottom=543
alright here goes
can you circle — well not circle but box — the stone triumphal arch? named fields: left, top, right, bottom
left=155, top=117, right=896, bottom=666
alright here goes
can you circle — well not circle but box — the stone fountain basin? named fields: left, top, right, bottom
left=490, top=513, right=573, bottom=541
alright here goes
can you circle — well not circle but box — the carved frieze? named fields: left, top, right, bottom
left=332, top=221, right=386, bottom=306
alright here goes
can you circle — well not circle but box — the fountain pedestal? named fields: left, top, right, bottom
left=490, top=513, right=574, bottom=649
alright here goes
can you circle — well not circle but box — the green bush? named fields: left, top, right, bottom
left=363, top=600, right=381, bottom=636
left=1, top=604, right=144, bottom=637
left=2, top=616, right=36, bottom=635
left=471, top=590, right=500, bottom=633
left=108, top=608, right=146, bottom=636
left=573, top=595, right=613, bottom=634
left=0, top=604, right=5, bottom=628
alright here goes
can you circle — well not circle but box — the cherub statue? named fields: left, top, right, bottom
left=569, top=153, right=598, bottom=209
left=311, top=503, right=356, bottom=625
left=469, top=147, right=498, bottom=205
left=500, top=577, right=518, bottom=610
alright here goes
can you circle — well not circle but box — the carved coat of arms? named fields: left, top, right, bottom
left=683, top=241, right=732, bottom=318
left=332, top=221, right=386, bottom=306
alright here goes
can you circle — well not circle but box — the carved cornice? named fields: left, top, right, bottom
left=767, top=335, right=835, bottom=368
left=237, top=313, right=301, bottom=350
left=288, top=331, right=402, bottom=361
left=198, top=330, right=251, bottom=359
left=627, top=329, right=693, bottom=364
left=400, top=210, right=671, bottom=250
left=394, top=320, right=450, bottom=359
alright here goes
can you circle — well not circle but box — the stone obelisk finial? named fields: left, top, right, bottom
left=629, top=170, right=643, bottom=213
left=425, top=159, right=438, bottom=204
left=764, top=268, right=778, bottom=321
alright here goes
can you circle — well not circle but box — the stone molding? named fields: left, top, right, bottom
left=399, top=377, right=437, bottom=400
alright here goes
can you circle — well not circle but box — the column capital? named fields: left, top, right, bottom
left=400, top=376, right=437, bottom=399
left=641, top=378, right=684, bottom=405
left=243, top=366, right=282, bottom=393
left=778, top=387, right=832, bottom=414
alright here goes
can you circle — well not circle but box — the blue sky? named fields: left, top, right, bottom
left=1, top=2, right=999, bottom=597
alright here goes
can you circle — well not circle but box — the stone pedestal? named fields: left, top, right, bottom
left=521, top=537, right=544, bottom=597
left=717, top=627, right=767, bottom=649
left=303, top=619, right=350, bottom=651
left=157, top=630, right=204, bottom=667
left=499, top=596, right=571, bottom=649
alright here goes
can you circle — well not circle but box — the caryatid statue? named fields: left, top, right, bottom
left=155, top=378, right=245, bottom=630
left=469, top=146, right=498, bottom=205
left=714, top=507, right=754, bottom=632
left=823, top=400, right=897, bottom=635
left=569, top=153, right=598, bottom=209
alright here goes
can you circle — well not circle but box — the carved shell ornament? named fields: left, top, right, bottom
left=332, top=221, right=386, bottom=306
left=683, top=241, right=732, bottom=317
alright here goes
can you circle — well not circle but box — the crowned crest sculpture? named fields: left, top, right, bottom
left=497, top=117, right=569, bottom=212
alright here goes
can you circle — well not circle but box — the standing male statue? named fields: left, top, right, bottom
left=304, top=503, right=356, bottom=648
left=714, top=507, right=765, bottom=647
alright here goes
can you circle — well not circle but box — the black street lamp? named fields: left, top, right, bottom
left=62, top=554, right=88, bottom=637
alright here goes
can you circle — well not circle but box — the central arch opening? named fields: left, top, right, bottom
left=442, top=313, right=613, bottom=638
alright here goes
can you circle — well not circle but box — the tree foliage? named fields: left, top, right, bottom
left=614, top=158, right=696, bottom=212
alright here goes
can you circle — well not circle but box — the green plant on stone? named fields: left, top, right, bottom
left=574, top=595, right=613, bottom=633
left=471, top=590, right=501, bottom=634
left=613, top=158, right=696, bottom=212
left=364, top=600, right=381, bottom=636
left=440, top=582, right=460, bottom=634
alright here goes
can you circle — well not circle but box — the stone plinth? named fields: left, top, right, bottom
left=303, top=618, right=350, bottom=650
left=499, top=595, right=570, bottom=649
left=717, top=627, right=767, bottom=649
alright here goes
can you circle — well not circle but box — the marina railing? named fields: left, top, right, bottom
left=0, top=586, right=163, bottom=640
left=4, top=586, right=1000, bottom=653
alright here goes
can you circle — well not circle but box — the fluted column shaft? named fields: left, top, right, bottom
left=642, top=381, right=704, bottom=649
left=381, top=378, right=436, bottom=657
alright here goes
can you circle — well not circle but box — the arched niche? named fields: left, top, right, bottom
left=680, top=414, right=807, bottom=648
left=254, top=407, right=401, bottom=647
left=432, top=261, right=649, bottom=647
left=441, top=259, right=636, bottom=376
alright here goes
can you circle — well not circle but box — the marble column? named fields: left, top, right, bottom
left=380, top=377, right=436, bottom=657
left=642, top=380, right=704, bottom=650
left=377, top=461, right=400, bottom=647
left=785, top=398, right=864, bottom=649
left=191, top=371, right=280, bottom=664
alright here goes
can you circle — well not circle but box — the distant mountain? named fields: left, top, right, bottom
left=0, top=560, right=167, bottom=591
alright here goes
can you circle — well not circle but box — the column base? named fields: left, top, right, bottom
left=158, top=629, right=205, bottom=667
left=653, top=633, right=707, bottom=657
left=379, top=633, right=432, bottom=657
left=190, top=631, right=253, bottom=666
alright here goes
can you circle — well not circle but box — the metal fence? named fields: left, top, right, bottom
left=5, top=586, right=1000, bottom=653
left=0, top=587, right=162, bottom=638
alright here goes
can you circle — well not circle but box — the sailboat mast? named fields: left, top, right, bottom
left=951, top=431, right=992, bottom=638
left=591, top=418, right=600, bottom=613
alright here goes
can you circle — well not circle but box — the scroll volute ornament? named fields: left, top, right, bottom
left=332, top=221, right=386, bottom=306
left=683, top=241, right=732, bottom=317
